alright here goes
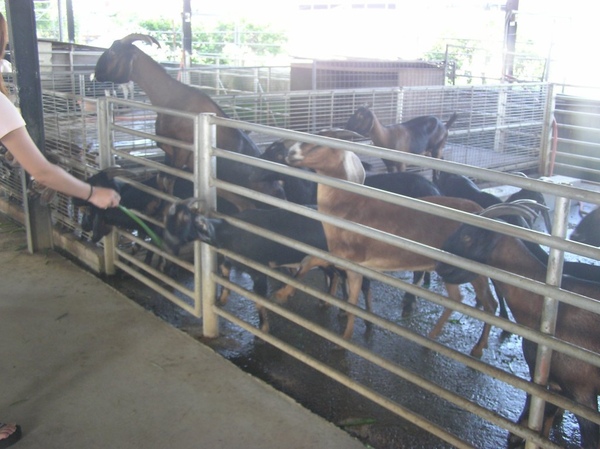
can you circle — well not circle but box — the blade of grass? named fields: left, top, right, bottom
left=117, top=205, right=163, bottom=248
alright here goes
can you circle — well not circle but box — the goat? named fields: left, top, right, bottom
left=436, top=171, right=550, bottom=227
left=163, top=201, right=371, bottom=333
left=571, top=206, right=600, bottom=247
left=436, top=173, right=600, bottom=285
left=435, top=204, right=600, bottom=449
left=283, top=131, right=498, bottom=357
left=272, top=169, right=443, bottom=314
left=251, top=137, right=442, bottom=315
left=435, top=171, right=503, bottom=209
left=74, top=168, right=163, bottom=264
left=93, top=34, right=284, bottom=210
left=345, top=106, right=458, bottom=181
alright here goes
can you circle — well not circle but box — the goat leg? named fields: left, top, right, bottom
left=402, top=271, right=428, bottom=317
left=273, top=255, right=330, bottom=303
left=341, top=270, right=365, bottom=340
left=468, top=275, right=498, bottom=358
left=427, top=275, right=497, bottom=358
left=218, top=259, right=232, bottom=305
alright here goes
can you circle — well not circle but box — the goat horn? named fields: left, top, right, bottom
left=100, top=167, right=137, bottom=180
left=118, top=34, right=161, bottom=49
left=508, top=199, right=549, bottom=214
left=480, top=202, right=541, bottom=224
left=509, top=199, right=553, bottom=233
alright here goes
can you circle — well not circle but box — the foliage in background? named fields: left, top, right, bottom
left=139, top=18, right=288, bottom=65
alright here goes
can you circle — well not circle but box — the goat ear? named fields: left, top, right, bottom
left=184, top=198, right=206, bottom=213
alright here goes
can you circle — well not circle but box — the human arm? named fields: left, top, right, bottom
left=0, top=126, right=120, bottom=209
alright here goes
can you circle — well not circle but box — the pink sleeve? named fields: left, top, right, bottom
left=0, top=93, right=26, bottom=139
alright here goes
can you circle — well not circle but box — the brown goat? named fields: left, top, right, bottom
left=94, top=34, right=283, bottom=209
left=345, top=106, right=458, bottom=181
left=284, top=132, right=498, bottom=357
left=437, top=204, right=600, bottom=448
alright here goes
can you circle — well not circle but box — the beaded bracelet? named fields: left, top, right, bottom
left=84, top=184, right=94, bottom=202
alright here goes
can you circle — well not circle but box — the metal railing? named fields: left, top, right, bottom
left=91, top=94, right=600, bottom=448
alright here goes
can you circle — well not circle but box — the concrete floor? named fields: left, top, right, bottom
left=0, top=213, right=365, bottom=449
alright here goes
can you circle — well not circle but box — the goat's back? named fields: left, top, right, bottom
left=436, top=172, right=501, bottom=208
left=365, top=172, right=441, bottom=197
left=319, top=192, right=482, bottom=270
left=220, top=208, right=328, bottom=266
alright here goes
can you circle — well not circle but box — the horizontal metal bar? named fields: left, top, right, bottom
left=114, top=254, right=198, bottom=316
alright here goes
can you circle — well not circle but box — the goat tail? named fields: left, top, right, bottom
left=445, top=112, right=458, bottom=129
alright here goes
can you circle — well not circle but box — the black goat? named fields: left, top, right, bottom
left=163, top=202, right=371, bottom=332
left=251, top=139, right=317, bottom=205
left=75, top=169, right=162, bottom=264
left=435, top=171, right=502, bottom=209
left=571, top=206, right=600, bottom=247
left=345, top=106, right=458, bottom=180
left=436, top=204, right=600, bottom=449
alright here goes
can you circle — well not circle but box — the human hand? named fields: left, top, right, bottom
left=88, top=186, right=121, bottom=209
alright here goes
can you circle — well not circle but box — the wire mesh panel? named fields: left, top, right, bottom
left=217, top=83, right=548, bottom=173
left=553, top=86, right=600, bottom=183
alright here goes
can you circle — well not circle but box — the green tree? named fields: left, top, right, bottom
left=139, top=18, right=287, bottom=65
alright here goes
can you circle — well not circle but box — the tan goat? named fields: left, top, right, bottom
left=284, top=133, right=497, bottom=357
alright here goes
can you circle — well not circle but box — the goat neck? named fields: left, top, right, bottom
left=126, top=48, right=189, bottom=108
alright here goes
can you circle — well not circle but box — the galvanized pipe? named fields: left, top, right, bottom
left=526, top=196, right=570, bottom=449
left=198, top=113, right=218, bottom=334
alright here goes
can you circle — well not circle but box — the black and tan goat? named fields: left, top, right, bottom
left=283, top=131, right=498, bottom=357
left=94, top=34, right=284, bottom=210
left=163, top=202, right=371, bottom=333
left=436, top=204, right=600, bottom=449
left=429, top=171, right=600, bottom=287
left=345, top=106, right=457, bottom=180
left=74, top=168, right=163, bottom=263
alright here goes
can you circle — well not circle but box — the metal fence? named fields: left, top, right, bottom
left=88, top=97, right=600, bottom=448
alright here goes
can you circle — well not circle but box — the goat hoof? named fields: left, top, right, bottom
left=402, top=298, right=416, bottom=317
left=507, top=433, right=525, bottom=449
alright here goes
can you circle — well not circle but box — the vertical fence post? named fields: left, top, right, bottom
left=196, top=113, right=219, bottom=337
left=97, top=97, right=116, bottom=275
left=494, top=84, right=508, bottom=153
left=539, top=83, right=556, bottom=176
left=525, top=195, right=569, bottom=449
